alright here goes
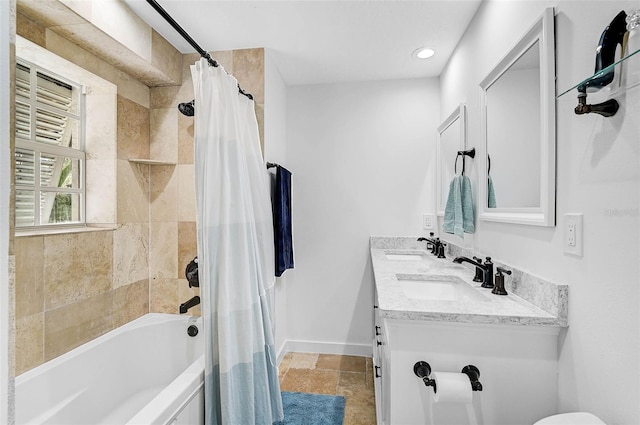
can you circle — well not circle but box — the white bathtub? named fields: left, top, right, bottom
left=15, top=313, right=204, bottom=425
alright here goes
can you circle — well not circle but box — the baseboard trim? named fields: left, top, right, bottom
left=276, top=339, right=372, bottom=364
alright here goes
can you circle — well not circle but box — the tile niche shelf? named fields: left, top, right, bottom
left=557, top=47, right=640, bottom=98
left=128, top=158, right=176, bottom=165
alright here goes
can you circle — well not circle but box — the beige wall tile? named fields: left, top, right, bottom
left=17, top=13, right=45, bottom=47
left=14, top=236, right=44, bottom=319
left=150, top=277, right=178, bottom=314
left=150, top=165, right=178, bottom=223
left=116, top=160, right=149, bottom=224
left=178, top=221, right=197, bottom=276
left=18, top=0, right=86, bottom=27
left=113, top=223, right=149, bottom=288
left=15, top=313, right=44, bottom=375
left=178, top=112, right=194, bottom=164
left=150, top=108, right=178, bottom=163
left=149, top=221, right=178, bottom=279
left=233, top=48, right=264, bottom=104
left=181, top=53, right=201, bottom=83
left=211, top=50, right=234, bottom=74
left=44, top=30, right=150, bottom=108
left=44, top=291, right=114, bottom=361
left=86, top=158, right=116, bottom=224
left=117, top=95, right=150, bottom=160
left=91, top=0, right=151, bottom=62
left=43, top=231, right=113, bottom=310
left=151, top=29, right=182, bottom=84
left=113, top=279, right=149, bottom=327
left=85, top=92, right=116, bottom=160
left=150, top=86, right=180, bottom=110
left=177, top=165, right=196, bottom=222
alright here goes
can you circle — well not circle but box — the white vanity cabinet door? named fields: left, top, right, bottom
left=373, top=301, right=390, bottom=425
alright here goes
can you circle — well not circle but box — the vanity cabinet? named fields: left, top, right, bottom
left=370, top=237, right=568, bottom=425
left=373, top=298, right=560, bottom=425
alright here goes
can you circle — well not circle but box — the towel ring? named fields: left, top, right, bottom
left=454, top=148, right=476, bottom=176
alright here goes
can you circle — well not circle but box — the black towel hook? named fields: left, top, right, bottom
left=454, top=147, right=476, bottom=176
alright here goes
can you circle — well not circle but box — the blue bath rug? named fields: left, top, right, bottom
left=274, top=391, right=345, bottom=425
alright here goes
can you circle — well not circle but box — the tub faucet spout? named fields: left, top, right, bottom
left=179, top=296, right=201, bottom=314
left=453, top=256, right=494, bottom=288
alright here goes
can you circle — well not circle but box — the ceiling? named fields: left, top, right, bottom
left=123, top=0, right=483, bottom=86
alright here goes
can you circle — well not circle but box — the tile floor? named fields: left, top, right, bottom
left=279, top=352, right=377, bottom=425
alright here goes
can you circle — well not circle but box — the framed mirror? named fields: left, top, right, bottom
left=479, top=7, right=556, bottom=226
left=436, top=104, right=467, bottom=216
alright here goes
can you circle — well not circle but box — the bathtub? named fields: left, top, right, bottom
left=15, top=313, right=204, bottom=425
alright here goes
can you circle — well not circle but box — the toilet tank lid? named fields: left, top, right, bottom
left=534, top=412, right=606, bottom=425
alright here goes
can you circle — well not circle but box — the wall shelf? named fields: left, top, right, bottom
left=557, top=47, right=640, bottom=98
left=128, top=158, right=176, bottom=165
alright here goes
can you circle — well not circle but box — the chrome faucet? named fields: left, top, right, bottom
left=453, top=256, right=494, bottom=288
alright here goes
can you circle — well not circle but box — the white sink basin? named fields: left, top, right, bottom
left=395, top=274, right=488, bottom=302
left=384, top=250, right=427, bottom=261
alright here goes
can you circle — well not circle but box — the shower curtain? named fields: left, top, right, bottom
left=191, top=58, right=283, bottom=425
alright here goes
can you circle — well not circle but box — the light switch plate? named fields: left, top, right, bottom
left=564, top=213, right=583, bottom=257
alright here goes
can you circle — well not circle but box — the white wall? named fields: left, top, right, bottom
left=285, top=78, right=440, bottom=353
left=0, top=0, right=12, bottom=422
left=263, top=49, right=289, bottom=357
left=440, top=1, right=639, bottom=423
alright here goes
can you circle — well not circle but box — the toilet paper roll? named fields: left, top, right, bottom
left=432, top=371, right=473, bottom=403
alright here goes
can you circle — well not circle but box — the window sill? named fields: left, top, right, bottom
left=15, top=224, right=117, bottom=238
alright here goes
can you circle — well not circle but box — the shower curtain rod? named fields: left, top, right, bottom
left=145, top=0, right=253, bottom=100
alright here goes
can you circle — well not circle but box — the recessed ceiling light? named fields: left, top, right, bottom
left=413, top=47, right=435, bottom=59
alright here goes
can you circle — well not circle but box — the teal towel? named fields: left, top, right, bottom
left=443, top=175, right=475, bottom=238
left=488, top=175, right=497, bottom=208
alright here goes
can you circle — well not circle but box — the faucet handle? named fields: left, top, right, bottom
left=496, top=267, right=511, bottom=276
left=472, top=256, right=484, bottom=282
left=492, top=267, right=511, bottom=295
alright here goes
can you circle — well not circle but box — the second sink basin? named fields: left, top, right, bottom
left=395, top=274, right=488, bottom=302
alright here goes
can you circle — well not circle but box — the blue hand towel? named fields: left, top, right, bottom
left=487, top=175, right=497, bottom=208
left=272, top=165, right=294, bottom=277
left=443, top=175, right=475, bottom=238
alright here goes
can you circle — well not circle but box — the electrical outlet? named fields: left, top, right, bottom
left=564, top=213, right=583, bottom=256
left=423, top=214, right=435, bottom=230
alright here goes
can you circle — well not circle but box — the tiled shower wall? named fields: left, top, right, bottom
left=13, top=13, right=153, bottom=375
left=13, top=12, right=266, bottom=374
left=148, top=49, right=265, bottom=315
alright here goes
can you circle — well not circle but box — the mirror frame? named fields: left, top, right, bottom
left=479, top=7, right=556, bottom=226
left=436, top=104, right=467, bottom=216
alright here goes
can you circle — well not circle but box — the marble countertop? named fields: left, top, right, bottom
left=371, top=237, right=567, bottom=327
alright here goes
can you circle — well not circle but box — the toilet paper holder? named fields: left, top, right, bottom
left=413, top=361, right=483, bottom=392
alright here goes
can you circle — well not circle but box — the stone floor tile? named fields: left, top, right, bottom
left=279, top=368, right=339, bottom=395
left=288, top=352, right=319, bottom=369
left=316, top=353, right=344, bottom=370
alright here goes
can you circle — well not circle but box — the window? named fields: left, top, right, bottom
left=14, top=60, right=85, bottom=228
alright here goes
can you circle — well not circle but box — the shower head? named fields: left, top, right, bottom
left=178, top=100, right=194, bottom=116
